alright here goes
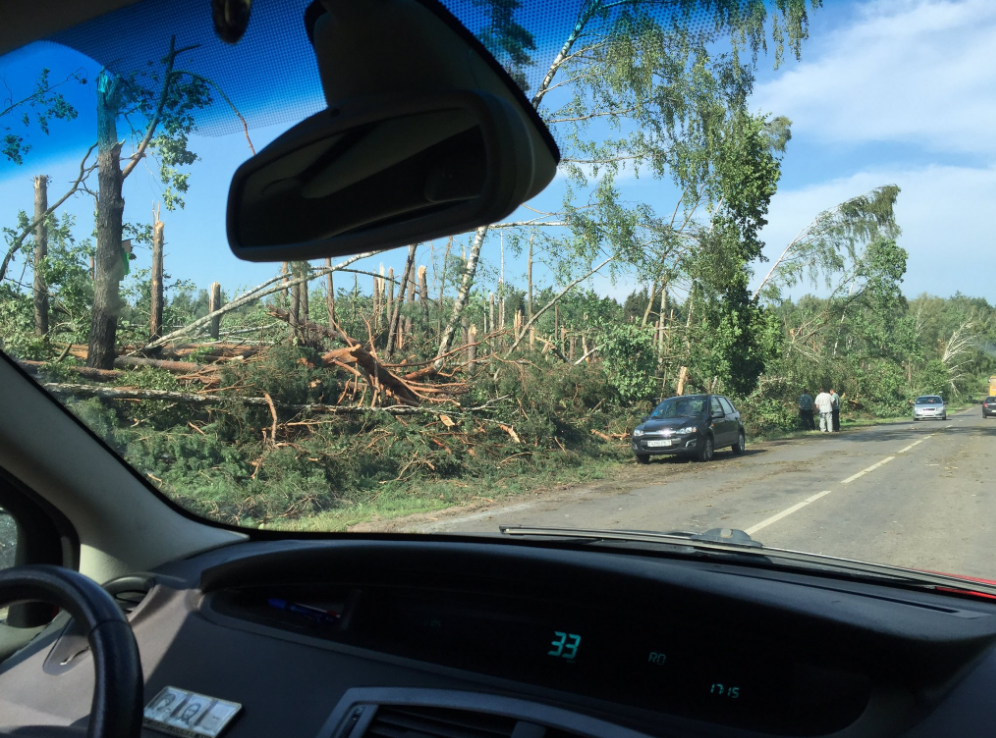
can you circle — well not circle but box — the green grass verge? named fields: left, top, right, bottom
left=272, top=453, right=627, bottom=532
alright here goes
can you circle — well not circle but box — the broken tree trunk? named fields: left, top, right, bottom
left=209, top=282, right=222, bottom=339
left=386, top=244, right=416, bottom=358
left=33, top=175, right=49, bottom=337
left=87, top=70, right=125, bottom=370
left=324, top=257, right=336, bottom=329
left=41, top=383, right=492, bottom=416
left=150, top=206, right=164, bottom=344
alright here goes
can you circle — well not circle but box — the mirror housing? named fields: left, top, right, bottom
left=227, top=0, right=559, bottom=262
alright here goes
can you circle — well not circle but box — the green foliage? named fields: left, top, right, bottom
left=595, top=320, right=658, bottom=404
left=2, top=67, right=86, bottom=165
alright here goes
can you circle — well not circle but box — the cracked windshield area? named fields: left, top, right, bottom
left=2, top=0, right=995, bottom=578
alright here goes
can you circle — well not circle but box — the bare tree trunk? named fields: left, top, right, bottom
left=674, top=286, right=696, bottom=397
left=675, top=366, right=689, bottom=396
left=656, top=282, right=667, bottom=365
left=526, top=234, right=534, bottom=321
left=32, top=175, right=49, bottom=337
left=417, top=264, right=429, bottom=323
left=150, top=206, right=164, bottom=344
left=406, top=248, right=417, bottom=303
left=280, top=262, right=289, bottom=307
left=87, top=71, right=125, bottom=370
left=290, top=263, right=303, bottom=336
left=372, top=272, right=382, bottom=332
left=209, top=282, right=222, bottom=339
left=387, top=244, right=416, bottom=358
left=438, top=236, right=452, bottom=311
left=435, top=225, right=488, bottom=366
left=641, top=282, right=657, bottom=327
left=300, top=265, right=309, bottom=324
left=467, top=324, right=477, bottom=365
left=324, top=257, right=336, bottom=329
left=385, top=267, right=395, bottom=334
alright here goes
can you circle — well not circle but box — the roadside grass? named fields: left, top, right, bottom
left=272, top=452, right=627, bottom=532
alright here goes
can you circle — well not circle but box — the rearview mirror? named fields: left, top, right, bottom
left=227, top=0, right=559, bottom=261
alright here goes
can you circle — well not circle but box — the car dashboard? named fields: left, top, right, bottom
left=2, top=538, right=996, bottom=738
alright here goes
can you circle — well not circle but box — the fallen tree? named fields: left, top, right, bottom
left=41, top=382, right=499, bottom=416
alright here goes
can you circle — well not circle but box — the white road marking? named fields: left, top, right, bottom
left=898, top=434, right=934, bottom=454
left=840, top=456, right=896, bottom=485
left=746, top=449, right=912, bottom=535
left=745, top=491, right=832, bottom=536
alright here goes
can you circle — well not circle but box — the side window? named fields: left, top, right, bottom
left=710, top=397, right=724, bottom=417
left=719, top=397, right=736, bottom=416
left=0, top=506, right=15, bottom=570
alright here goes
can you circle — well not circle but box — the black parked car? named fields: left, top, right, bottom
left=632, top=394, right=745, bottom=463
left=984, top=397, right=996, bottom=419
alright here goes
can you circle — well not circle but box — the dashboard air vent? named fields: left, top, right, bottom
left=366, top=705, right=518, bottom=738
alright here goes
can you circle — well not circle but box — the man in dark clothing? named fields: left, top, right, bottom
left=830, top=389, right=841, bottom=432
left=798, top=390, right=815, bottom=430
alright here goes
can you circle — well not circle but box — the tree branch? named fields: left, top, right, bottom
left=505, top=254, right=615, bottom=355
left=121, top=37, right=200, bottom=180
left=172, top=69, right=255, bottom=155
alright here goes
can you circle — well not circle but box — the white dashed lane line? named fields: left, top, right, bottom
left=744, top=430, right=941, bottom=535
left=840, top=456, right=896, bottom=485
left=745, top=490, right=832, bottom=536
left=898, top=435, right=933, bottom=454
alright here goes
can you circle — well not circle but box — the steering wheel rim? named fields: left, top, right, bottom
left=0, top=564, right=143, bottom=738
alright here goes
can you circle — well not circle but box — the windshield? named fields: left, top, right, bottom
left=3, top=0, right=996, bottom=579
left=650, top=397, right=706, bottom=420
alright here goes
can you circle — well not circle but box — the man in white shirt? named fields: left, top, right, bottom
left=814, top=389, right=833, bottom=433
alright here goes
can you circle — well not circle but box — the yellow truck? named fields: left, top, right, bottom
left=990, top=376, right=996, bottom=396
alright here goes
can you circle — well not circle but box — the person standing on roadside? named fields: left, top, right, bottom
left=814, top=388, right=833, bottom=433
left=798, top=390, right=815, bottom=430
left=830, top=389, right=841, bottom=432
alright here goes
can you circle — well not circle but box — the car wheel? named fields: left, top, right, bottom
left=697, top=435, right=714, bottom=462
left=635, top=454, right=650, bottom=465
left=731, top=431, right=745, bottom=455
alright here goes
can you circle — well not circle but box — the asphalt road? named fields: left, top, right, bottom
left=412, top=408, right=996, bottom=579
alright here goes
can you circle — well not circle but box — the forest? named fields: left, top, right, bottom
left=2, top=0, right=994, bottom=530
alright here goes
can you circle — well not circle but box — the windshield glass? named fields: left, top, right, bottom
left=650, top=398, right=706, bottom=420
left=3, top=0, right=996, bottom=578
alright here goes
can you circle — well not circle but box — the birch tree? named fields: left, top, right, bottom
left=436, top=0, right=819, bottom=364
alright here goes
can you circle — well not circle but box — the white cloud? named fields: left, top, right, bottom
left=753, top=0, right=996, bottom=153
left=756, top=162, right=996, bottom=300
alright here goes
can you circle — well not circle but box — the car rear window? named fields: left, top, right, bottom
left=719, top=397, right=735, bottom=415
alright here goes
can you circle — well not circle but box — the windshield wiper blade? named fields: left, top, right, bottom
left=500, top=525, right=996, bottom=597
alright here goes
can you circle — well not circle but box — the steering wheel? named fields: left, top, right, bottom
left=0, top=565, right=143, bottom=738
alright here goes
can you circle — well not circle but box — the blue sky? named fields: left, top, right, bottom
left=1, top=0, right=994, bottom=305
